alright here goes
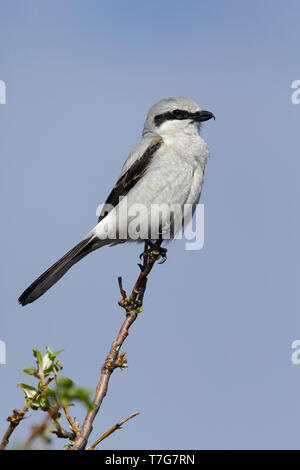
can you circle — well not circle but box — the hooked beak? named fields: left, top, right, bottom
left=193, top=110, right=215, bottom=122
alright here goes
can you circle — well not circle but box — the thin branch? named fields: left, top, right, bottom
left=20, top=403, right=60, bottom=450
left=62, top=404, right=79, bottom=436
left=54, top=375, right=79, bottom=437
left=87, top=411, right=140, bottom=450
left=0, top=376, right=54, bottom=451
left=52, top=425, right=76, bottom=441
left=72, top=239, right=163, bottom=450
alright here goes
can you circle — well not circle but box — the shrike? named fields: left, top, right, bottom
left=18, top=97, right=215, bottom=306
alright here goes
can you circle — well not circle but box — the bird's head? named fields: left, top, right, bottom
left=143, top=97, right=215, bottom=136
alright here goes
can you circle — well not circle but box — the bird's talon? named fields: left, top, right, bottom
left=139, top=242, right=167, bottom=265
left=139, top=246, right=152, bottom=261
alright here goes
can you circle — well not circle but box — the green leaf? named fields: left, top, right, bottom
left=30, top=395, right=44, bottom=410
left=56, top=376, right=93, bottom=410
left=71, top=388, right=93, bottom=410
left=47, top=346, right=63, bottom=359
left=38, top=346, right=63, bottom=376
left=57, top=377, right=73, bottom=388
left=42, top=352, right=52, bottom=373
left=33, top=349, right=43, bottom=366
left=22, top=366, right=37, bottom=376
left=18, top=383, right=38, bottom=399
left=54, top=350, right=63, bottom=356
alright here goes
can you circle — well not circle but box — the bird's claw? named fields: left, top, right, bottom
left=139, top=249, right=151, bottom=261
left=157, top=247, right=167, bottom=264
left=138, top=243, right=167, bottom=267
left=139, top=241, right=154, bottom=262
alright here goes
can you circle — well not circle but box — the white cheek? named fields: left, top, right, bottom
left=159, top=119, right=191, bottom=134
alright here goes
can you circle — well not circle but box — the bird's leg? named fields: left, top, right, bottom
left=139, top=240, right=154, bottom=259
left=138, top=241, right=152, bottom=270
left=154, top=236, right=168, bottom=264
left=138, top=240, right=168, bottom=270
left=157, top=246, right=167, bottom=264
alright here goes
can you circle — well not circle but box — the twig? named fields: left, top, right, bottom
left=87, top=412, right=140, bottom=450
left=21, top=403, right=60, bottom=450
left=62, top=405, right=79, bottom=436
left=72, top=240, right=163, bottom=450
left=52, top=425, right=76, bottom=440
left=0, top=376, right=54, bottom=450
left=54, top=376, right=79, bottom=441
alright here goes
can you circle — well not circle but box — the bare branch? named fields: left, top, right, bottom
left=72, top=240, right=163, bottom=450
left=20, top=403, right=60, bottom=450
left=52, top=425, right=76, bottom=441
left=87, top=412, right=140, bottom=450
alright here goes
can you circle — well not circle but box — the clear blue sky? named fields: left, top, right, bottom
left=1, top=0, right=300, bottom=449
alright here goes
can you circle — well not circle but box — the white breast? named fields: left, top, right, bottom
left=94, top=131, right=209, bottom=242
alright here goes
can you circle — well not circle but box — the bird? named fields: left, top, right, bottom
left=18, top=97, right=215, bottom=306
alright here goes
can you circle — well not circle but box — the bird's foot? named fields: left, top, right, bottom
left=138, top=241, right=167, bottom=269
left=157, top=247, right=167, bottom=264
left=139, top=241, right=155, bottom=260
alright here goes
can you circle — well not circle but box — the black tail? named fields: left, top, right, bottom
left=18, top=235, right=100, bottom=306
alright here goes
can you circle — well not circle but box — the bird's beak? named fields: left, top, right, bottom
left=194, top=110, right=215, bottom=122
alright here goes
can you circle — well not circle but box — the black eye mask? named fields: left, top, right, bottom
left=154, top=109, right=215, bottom=127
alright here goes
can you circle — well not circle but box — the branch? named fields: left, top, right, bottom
left=52, top=425, right=76, bottom=441
left=87, top=412, right=140, bottom=450
left=20, top=403, right=60, bottom=450
left=0, top=376, right=54, bottom=451
left=72, top=240, right=163, bottom=450
left=54, top=374, right=80, bottom=438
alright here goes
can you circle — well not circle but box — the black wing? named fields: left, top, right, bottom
left=98, top=135, right=163, bottom=222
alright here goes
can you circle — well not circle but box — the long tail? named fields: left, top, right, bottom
left=18, top=235, right=102, bottom=306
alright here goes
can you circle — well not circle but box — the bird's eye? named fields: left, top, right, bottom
left=173, top=109, right=183, bottom=116
left=172, top=109, right=189, bottom=119
left=154, top=109, right=189, bottom=127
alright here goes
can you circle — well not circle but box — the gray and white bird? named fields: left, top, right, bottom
left=18, top=97, right=215, bottom=306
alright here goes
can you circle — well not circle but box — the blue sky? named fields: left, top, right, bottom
left=0, top=0, right=300, bottom=449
